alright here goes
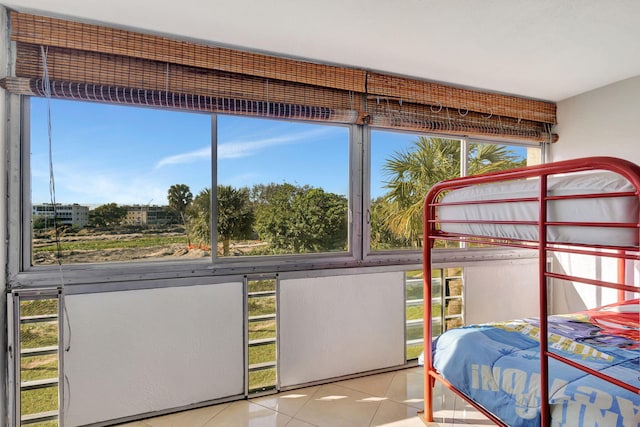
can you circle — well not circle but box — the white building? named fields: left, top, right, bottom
left=32, top=203, right=89, bottom=227
left=125, top=205, right=178, bottom=226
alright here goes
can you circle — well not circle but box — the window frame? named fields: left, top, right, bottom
left=363, top=127, right=541, bottom=263
left=363, top=127, right=466, bottom=263
left=210, top=114, right=359, bottom=265
left=13, top=95, right=543, bottom=288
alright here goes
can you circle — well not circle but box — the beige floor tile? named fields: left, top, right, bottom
left=292, top=383, right=382, bottom=427
left=369, top=399, right=425, bottom=426
left=384, top=367, right=425, bottom=410
left=203, top=400, right=292, bottom=427
left=335, top=371, right=396, bottom=396
left=116, top=404, right=230, bottom=427
left=115, top=368, right=494, bottom=427
left=428, top=383, right=492, bottom=426
left=250, top=386, right=321, bottom=417
left=283, top=418, right=318, bottom=427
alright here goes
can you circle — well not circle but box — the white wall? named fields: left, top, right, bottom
left=464, top=259, right=539, bottom=324
left=279, top=272, right=405, bottom=386
left=551, top=75, right=640, bottom=164
left=64, top=283, right=244, bottom=426
left=550, top=75, right=640, bottom=309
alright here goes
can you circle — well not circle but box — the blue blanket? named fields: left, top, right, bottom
left=431, top=300, right=639, bottom=426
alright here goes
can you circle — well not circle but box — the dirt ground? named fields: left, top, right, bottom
left=33, top=242, right=210, bottom=265
left=32, top=231, right=266, bottom=265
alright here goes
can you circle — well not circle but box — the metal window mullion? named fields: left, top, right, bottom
left=460, top=268, right=465, bottom=326
left=248, top=361, right=277, bottom=372
left=460, top=138, right=468, bottom=177
left=439, top=269, right=446, bottom=331
left=20, top=314, right=58, bottom=324
left=210, top=114, right=218, bottom=261
left=58, top=290, right=64, bottom=427
left=403, top=271, right=407, bottom=361
left=351, top=124, right=365, bottom=261
left=20, top=378, right=58, bottom=391
left=11, top=293, right=21, bottom=427
left=247, top=291, right=276, bottom=298
left=248, top=314, right=276, bottom=322
left=20, top=346, right=58, bottom=357
left=405, top=298, right=423, bottom=307
left=243, top=277, right=249, bottom=396
left=248, top=337, right=276, bottom=347
left=20, top=410, right=59, bottom=425
left=275, top=274, right=280, bottom=392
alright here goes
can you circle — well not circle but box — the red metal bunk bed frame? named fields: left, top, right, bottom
left=421, top=156, right=640, bottom=426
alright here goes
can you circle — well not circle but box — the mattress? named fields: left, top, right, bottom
left=431, top=299, right=640, bottom=427
left=438, top=171, right=639, bottom=246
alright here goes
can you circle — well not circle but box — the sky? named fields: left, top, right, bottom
left=31, top=98, right=526, bottom=207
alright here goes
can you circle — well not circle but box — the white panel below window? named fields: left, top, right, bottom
left=279, top=272, right=405, bottom=387
left=465, top=259, right=539, bottom=324
left=63, top=283, right=244, bottom=426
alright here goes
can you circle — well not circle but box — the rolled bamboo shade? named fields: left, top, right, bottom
left=366, top=72, right=555, bottom=125
left=3, top=11, right=557, bottom=143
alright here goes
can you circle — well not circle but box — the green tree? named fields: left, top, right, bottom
left=32, top=215, right=47, bottom=230
left=369, top=197, right=412, bottom=249
left=188, top=188, right=211, bottom=248
left=216, top=185, right=254, bottom=256
left=253, top=183, right=347, bottom=254
left=379, top=137, right=523, bottom=247
left=90, top=203, right=127, bottom=227
left=167, top=183, right=193, bottom=244
left=187, top=186, right=255, bottom=255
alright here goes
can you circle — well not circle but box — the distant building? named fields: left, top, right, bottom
left=32, top=203, right=90, bottom=227
left=124, top=205, right=178, bottom=226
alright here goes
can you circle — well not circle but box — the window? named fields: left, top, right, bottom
left=370, top=131, right=462, bottom=251
left=28, top=97, right=539, bottom=269
left=30, top=98, right=211, bottom=265
left=215, top=115, right=350, bottom=258
left=370, top=129, right=537, bottom=253
left=29, top=99, right=351, bottom=266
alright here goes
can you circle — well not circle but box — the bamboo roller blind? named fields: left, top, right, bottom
left=2, top=11, right=557, bottom=143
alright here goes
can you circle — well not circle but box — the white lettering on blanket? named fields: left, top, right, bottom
left=470, top=364, right=639, bottom=426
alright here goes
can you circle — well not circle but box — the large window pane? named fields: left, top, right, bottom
left=467, top=142, right=528, bottom=173
left=31, top=98, right=211, bottom=265
left=216, top=115, right=349, bottom=257
left=370, top=130, right=536, bottom=252
left=370, top=131, right=462, bottom=251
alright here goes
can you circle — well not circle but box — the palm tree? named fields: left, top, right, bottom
left=167, top=183, right=193, bottom=245
left=379, top=137, right=523, bottom=247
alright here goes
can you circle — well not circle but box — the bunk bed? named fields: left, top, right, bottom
left=421, top=156, right=640, bottom=427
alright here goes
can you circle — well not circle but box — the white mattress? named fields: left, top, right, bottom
left=438, top=171, right=639, bottom=246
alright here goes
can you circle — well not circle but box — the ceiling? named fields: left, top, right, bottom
left=2, top=0, right=640, bottom=102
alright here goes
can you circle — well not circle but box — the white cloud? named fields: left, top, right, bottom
left=154, top=128, right=331, bottom=168
left=155, top=146, right=211, bottom=169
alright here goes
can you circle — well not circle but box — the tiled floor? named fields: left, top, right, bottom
left=118, top=367, right=493, bottom=426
